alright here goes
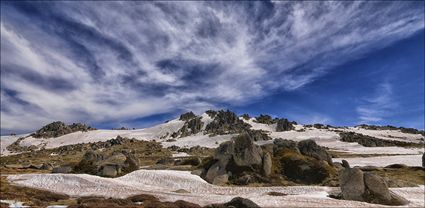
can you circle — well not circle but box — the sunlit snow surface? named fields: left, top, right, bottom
left=7, top=170, right=425, bottom=207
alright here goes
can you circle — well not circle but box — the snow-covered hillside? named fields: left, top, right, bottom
left=1, top=111, right=424, bottom=167
left=7, top=170, right=425, bottom=207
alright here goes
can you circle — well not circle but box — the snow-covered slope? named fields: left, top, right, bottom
left=8, top=170, right=425, bottom=207
left=1, top=112, right=424, bottom=159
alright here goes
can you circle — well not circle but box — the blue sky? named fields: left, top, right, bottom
left=1, top=1, right=424, bottom=134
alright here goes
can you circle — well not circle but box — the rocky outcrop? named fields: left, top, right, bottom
left=276, top=118, right=295, bottom=132
left=205, top=110, right=251, bottom=135
left=339, top=160, right=408, bottom=205
left=201, top=133, right=270, bottom=185
left=72, top=149, right=140, bottom=177
left=270, top=139, right=335, bottom=185
left=205, top=110, right=217, bottom=118
left=255, top=114, right=276, bottom=124
left=179, top=111, right=196, bottom=121
left=244, top=129, right=271, bottom=141
left=339, top=132, right=422, bottom=148
left=172, top=116, right=203, bottom=138
left=278, top=150, right=333, bottom=184
left=254, top=114, right=296, bottom=132
left=298, top=139, right=333, bottom=165
left=31, top=121, right=96, bottom=138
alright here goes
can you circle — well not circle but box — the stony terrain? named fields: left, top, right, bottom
left=1, top=110, right=424, bottom=207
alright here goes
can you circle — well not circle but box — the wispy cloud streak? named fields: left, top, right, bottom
left=357, top=82, right=398, bottom=123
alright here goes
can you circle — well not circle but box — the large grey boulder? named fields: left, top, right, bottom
left=363, top=172, right=391, bottom=203
left=232, top=134, right=263, bottom=167
left=340, top=167, right=365, bottom=201
left=214, top=141, right=234, bottom=166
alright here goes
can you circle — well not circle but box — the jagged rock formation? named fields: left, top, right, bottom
left=254, top=114, right=295, bottom=132
left=179, top=111, right=197, bottom=121
left=205, top=110, right=251, bottom=135
left=339, top=160, right=408, bottom=205
left=276, top=118, right=295, bottom=132
left=31, top=121, right=96, bottom=138
left=172, top=116, right=204, bottom=138
left=205, top=110, right=218, bottom=118
left=340, top=132, right=423, bottom=148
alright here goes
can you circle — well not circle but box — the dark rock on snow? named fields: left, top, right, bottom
left=298, top=139, right=333, bottom=165
left=32, top=121, right=96, bottom=138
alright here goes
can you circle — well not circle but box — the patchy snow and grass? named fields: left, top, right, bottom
left=8, top=170, right=424, bottom=207
left=333, top=154, right=424, bottom=167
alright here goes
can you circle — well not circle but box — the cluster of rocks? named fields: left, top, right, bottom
left=31, top=121, right=96, bottom=138
left=69, top=149, right=140, bottom=177
left=340, top=132, right=422, bottom=148
left=254, top=114, right=295, bottom=132
left=171, top=110, right=272, bottom=141
left=200, top=133, right=272, bottom=185
left=339, top=160, right=408, bottom=205
left=199, top=134, right=334, bottom=186
left=357, top=124, right=425, bottom=136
